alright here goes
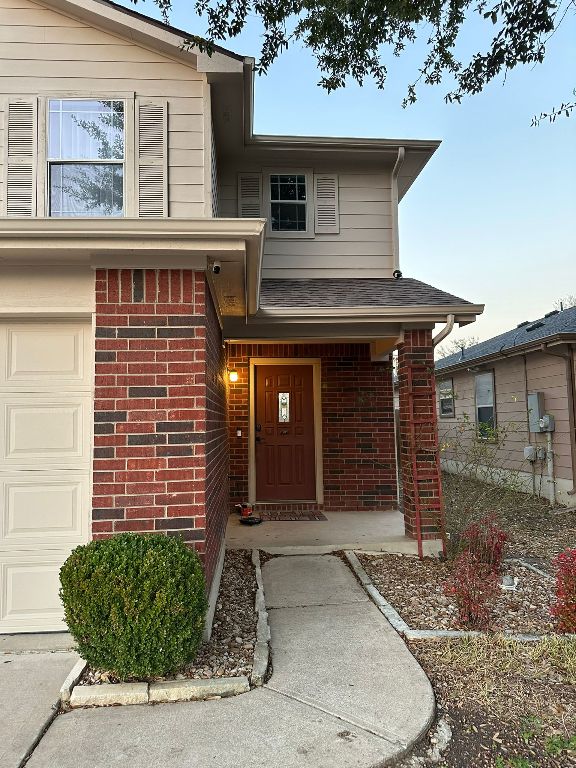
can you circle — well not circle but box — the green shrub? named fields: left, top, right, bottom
left=60, top=533, right=207, bottom=679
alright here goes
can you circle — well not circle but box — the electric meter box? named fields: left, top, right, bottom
left=527, top=392, right=545, bottom=433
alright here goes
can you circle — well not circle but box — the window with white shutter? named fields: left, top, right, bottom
left=237, top=173, right=261, bottom=217
left=4, top=99, right=37, bottom=217
left=314, top=174, right=339, bottom=234
left=136, top=99, right=167, bottom=217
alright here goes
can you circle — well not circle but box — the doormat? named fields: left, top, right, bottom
left=259, top=511, right=328, bottom=522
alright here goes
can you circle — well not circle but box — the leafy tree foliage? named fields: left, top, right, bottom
left=148, top=0, right=574, bottom=111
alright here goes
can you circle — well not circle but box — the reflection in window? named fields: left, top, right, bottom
left=48, top=99, right=124, bottom=217
left=270, top=174, right=307, bottom=231
left=278, top=392, right=290, bottom=423
left=475, top=372, right=495, bottom=438
left=438, top=379, right=455, bottom=418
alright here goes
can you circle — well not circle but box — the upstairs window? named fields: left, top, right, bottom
left=270, top=174, right=307, bottom=232
left=48, top=99, right=124, bottom=217
left=438, top=379, right=455, bottom=418
left=475, top=371, right=496, bottom=438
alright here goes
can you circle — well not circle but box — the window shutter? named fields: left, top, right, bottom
left=136, top=99, right=167, bottom=217
left=314, top=174, right=339, bottom=234
left=237, top=173, right=261, bottom=217
left=4, top=99, right=37, bottom=217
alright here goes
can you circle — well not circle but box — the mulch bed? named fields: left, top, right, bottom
left=80, top=549, right=257, bottom=685
left=398, top=636, right=576, bottom=768
left=357, top=552, right=556, bottom=635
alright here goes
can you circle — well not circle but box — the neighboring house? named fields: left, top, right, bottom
left=0, top=0, right=483, bottom=633
left=436, top=307, right=576, bottom=507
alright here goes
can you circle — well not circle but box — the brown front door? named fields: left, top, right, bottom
left=255, top=365, right=316, bottom=501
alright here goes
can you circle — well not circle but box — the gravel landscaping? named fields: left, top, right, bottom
left=80, top=549, right=257, bottom=686
left=357, top=552, right=557, bottom=635
left=399, top=635, right=576, bottom=768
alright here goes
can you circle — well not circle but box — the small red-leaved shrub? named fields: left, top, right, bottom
left=445, top=516, right=507, bottom=629
left=461, top=515, right=507, bottom=572
left=445, top=551, right=500, bottom=628
left=551, top=548, right=576, bottom=634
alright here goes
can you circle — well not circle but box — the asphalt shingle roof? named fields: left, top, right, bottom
left=436, top=305, right=576, bottom=371
left=260, top=278, right=474, bottom=308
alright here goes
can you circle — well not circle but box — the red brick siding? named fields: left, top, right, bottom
left=203, top=288, right=229, bottom=586
left=227, top=343, right=397, bottom=511
left=92, top=269, right=210, bottom=557
left=397, top=329, right=443, bottom=539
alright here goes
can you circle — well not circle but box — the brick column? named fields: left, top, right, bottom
left=397, top=329, right=444, bottom=540
left=92, top=269, right=209, bottom=551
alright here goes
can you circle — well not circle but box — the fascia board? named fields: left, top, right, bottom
left=256, top=304, right=484, bottom=320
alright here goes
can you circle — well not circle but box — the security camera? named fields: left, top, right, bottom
left=392, top=269, right=403, bottom=280
left=211, top=261, right=221, bottom=275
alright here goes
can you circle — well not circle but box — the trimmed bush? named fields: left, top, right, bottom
left=60, top=533, right=207, bottom=679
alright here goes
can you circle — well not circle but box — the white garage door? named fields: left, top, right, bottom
left=0, top=320, right=92, bottom=633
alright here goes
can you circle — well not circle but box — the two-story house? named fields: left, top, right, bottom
left=0, top=0, right=483, bottom=633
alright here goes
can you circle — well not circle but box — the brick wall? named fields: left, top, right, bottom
left=397, top=329, right=443, bottom=540
left=92, top=269, right=225, bottom=578
left=227, top=343, right=397, bottom=511
left=203, top=288, right=229, bottom=586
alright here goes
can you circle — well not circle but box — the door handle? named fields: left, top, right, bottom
left=280, top=430, right=288, bottom=435
left=255, top=436, right=263, bottom=443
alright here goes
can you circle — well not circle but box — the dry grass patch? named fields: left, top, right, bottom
left=405, top=636, right=576, bottom=767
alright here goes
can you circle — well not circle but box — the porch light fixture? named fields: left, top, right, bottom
left=228, top=368, right=239, bottom=383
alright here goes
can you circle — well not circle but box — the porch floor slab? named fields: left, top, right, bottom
left=226, top=508, right=443, bottom=556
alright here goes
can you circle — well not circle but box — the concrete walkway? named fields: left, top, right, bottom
left=1, top=650, right=78, bottom=767
left=25, top=554, right=434, bottom=768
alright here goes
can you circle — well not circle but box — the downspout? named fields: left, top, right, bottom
left=540, top=342, right=576, bottom=497
left=391, top=147, right=405, bottom=270
left=433, top=314, right=455, bottom=347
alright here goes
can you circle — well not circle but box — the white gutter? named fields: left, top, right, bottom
left=433, top=314, right=456, bottom=347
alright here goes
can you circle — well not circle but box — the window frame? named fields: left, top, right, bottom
left=37, top=93, right=135, bottom=217
left=474, top=370, right=497, bottom=439
left=438, top=378, right=456, bottom=419
left=263, top=168, right=314, bottom=239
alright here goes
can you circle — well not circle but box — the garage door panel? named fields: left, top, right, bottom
left=0, top=552, right=68, bottom=633
left=1, top=473, right=88, bottom=549
left=1, top=395, right=90, bottom=469
left=0, top=322, right=91, bottom=391
left=0, top=318, right=91, bottom=633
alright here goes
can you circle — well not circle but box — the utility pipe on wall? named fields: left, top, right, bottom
left=546, top=430, right=556, bottom=505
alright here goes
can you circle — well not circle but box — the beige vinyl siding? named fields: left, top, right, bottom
left=526, top=352, right=572, bottom=481
left=219, top=165, right=394, bottom=277
left=437, top=350, right=575, bottom=492
left=0, top=0, right=207, bottom=217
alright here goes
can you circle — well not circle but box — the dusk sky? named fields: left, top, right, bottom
left=128, top=1, right=575, bottom=344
